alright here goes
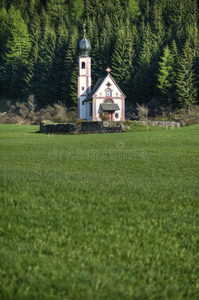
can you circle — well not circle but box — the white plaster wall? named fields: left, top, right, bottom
left=79, top=96, right=87, bottom=119
left=95, top=98, right=122, bottom=121
left=86, top=101, right=93, bottom=121
left=113, top=99, right=122, bottom=120
left=95, top=75, right=123, bottom=98
left=96, top=99, right=103, bottom=121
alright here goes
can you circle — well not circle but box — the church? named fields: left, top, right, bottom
left=78, top=27, right=125, bottom=122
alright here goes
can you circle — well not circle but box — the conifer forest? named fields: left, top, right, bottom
left=0, top=0, right=199, bottom=110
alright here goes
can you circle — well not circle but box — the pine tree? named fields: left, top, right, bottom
left=50, top=23, right=68, bottom=102
left=157, top=45, right=176, bottom=109
left=92, top=14, right=113, bottom=81
left=132, top=23, right=154, bottom=104
left=32, top=24, right=56, bottom=106
left=46, top=0, right=68, bottom=29
left=0, top=7, right=9, bottom=61
left=62, top=26, right=79, bottom=107
left=24, top=12, right=41, bottom=96
left=175, top=41, right=197, bottom=110
left=70, top=0, right=84, bottom=24
left=0, top=6, right=31, bottom=97
left=128, top=0, right=141, bottom=22
left=151, top=2, right=165, bottom=48
left=111, top=24, right=134, bottom=100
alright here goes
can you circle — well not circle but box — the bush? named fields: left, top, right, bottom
left=136, top=103, right=149, bottom=120
left=124, top=119, right=132, bottom=126
left=68, top=109, right=78, bottom=123
left=99, top=111, right=109, bottom=121
left=75, top=119, right=84, bottom=132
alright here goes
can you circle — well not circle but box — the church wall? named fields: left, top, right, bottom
left=95, top=98, right=122, bottom=121
left=95, top=76, right=124, bottom=99
left=86, top=101, right=93, bottom=121
left=79, top=96, right=87, bottom=119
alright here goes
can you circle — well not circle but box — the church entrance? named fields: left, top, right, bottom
left=108, top=111, right=113, bottom=121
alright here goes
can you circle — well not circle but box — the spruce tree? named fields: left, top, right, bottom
left=70, top=0, right=84, bottom=24
left=175, top=41, right=197, bottom=110
left=32, top=25, right=56, bottom=106
left=157, top=45, right=176, bottom=109
left=62, top=26, right=79, bottom=107
left=92, top=14, right=113, bottom=81
left=132, top=23, right=154, bottom=104
left=111, top=24, right=134, bottom=100
left=50, top=23, right=68, bottom=102
left=0, top=6, right=31, bottom=97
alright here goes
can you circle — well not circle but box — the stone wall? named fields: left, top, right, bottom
left=40, top=119, right=181, bottom=134
left=40, top=121, right=123, bottom=134
left=40, top=122, right=75, bottom=133
left=132, top=120, right=180, bottom=128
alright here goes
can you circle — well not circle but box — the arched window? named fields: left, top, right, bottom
left=104, top=99, right=113, bottom=104
left=106, top=88, right=111, bottom=96
left=82, top=62, right=85, bottom=69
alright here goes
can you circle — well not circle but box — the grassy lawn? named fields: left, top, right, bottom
left=0, top=124, right=199, bottom=299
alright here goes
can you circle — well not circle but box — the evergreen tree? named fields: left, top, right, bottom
left=46, top=0, right=68, bottom=29
left=0, top=6, right=31, bottom=97
left=32, top=24, right=56, bottom=106
left=175, top=41, right=197, bottom=109
left=70, top=0, right=84, bottom=24
left=0, top=8, right=9, bottom=60
left=132, top=23, right=154, bottom=104
left=92, top=14, right=113, bottom=82
left=157, top=45, right=176, bottom=109
left=151, top=2, right=165, bottom=48
left=62, top=26, right=79, bottom=107
left=50, top=23, right=68, bottom=102
left=111, top=24, right=134, bottom=100
left=24, top=12, right=41, bottom=96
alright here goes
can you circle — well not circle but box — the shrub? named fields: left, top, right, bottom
left=68, top=109, right=78, bottom=123
left=75, top=119, right=84, bottom=132
left=124, top=119, right=132, bottom=126
left=53, top=101, right=68, bottom=122
left=136, top=103, right=149, bottom=120
left=99, top=111, right=109, bottom=121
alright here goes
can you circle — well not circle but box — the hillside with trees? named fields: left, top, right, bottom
left=0, top=0, right=199, bottom=111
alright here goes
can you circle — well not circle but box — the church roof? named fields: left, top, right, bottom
left=101, top=103, right=120, bottom=111
left=84, top=77, right=106, bottom=101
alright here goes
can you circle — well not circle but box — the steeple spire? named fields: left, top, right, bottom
left=83, top=23, right=86, bottom=37
left=78, top=24, right=91, bottom=57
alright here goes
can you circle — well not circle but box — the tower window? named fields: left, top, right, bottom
left=82, top=62, right=86, bottom=69
left=82, top=87, right=85, bottom=91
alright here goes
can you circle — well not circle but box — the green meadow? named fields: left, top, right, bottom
left=0, top=124, right=199, bottom=300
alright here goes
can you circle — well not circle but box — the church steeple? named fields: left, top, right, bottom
left=78, top=24, right=92, bottom=119
left=78, top=24, right=91, bottom=57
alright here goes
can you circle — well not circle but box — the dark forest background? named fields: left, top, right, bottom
left=0, top=0, right=199, bottom=111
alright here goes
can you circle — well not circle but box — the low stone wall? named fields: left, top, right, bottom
left=40, top=121, right=123, bottom=134
left=79, top=121, right=103, bottom=133
left=40, top=122, right=75, bottom=133
left=132, top=120, right=180, bottom=128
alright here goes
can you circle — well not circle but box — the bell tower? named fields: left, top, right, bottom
left=78, top=24, right=92, bottom=119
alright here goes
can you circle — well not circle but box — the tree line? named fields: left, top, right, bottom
left=0, top=0, right=199, bottom=110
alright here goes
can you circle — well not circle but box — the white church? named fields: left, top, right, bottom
left=78, top=27, right=125, bottom=122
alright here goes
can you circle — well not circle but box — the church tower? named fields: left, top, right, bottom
left=78, top=24, right=91, bottom=119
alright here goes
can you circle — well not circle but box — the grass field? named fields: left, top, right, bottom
left=0, top=124, right=199, bottom=300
